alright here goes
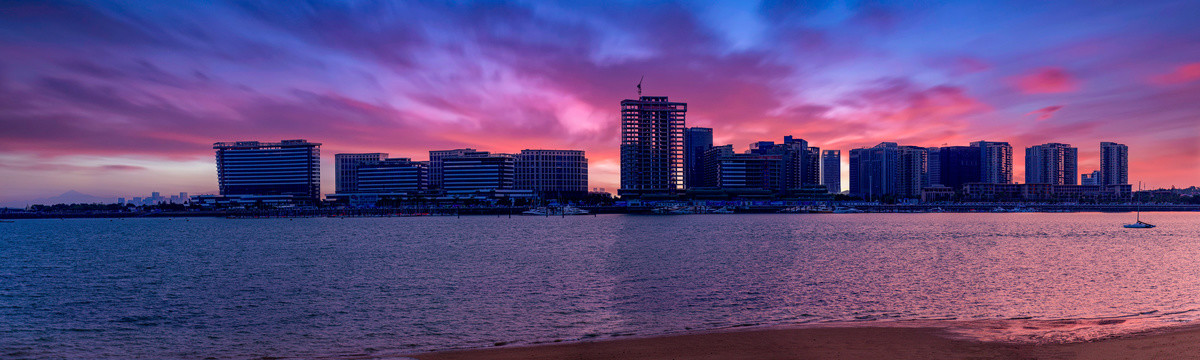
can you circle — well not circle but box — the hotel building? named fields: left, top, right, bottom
left=213, top=139, right=321, bottom=202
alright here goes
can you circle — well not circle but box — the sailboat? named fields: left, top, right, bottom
left=1124, top=181, right=1154, bottom=229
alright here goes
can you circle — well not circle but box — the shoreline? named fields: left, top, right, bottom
left=2, top=206, right=1198, bottom=219
left=406, top=319, right=1200, bottom=360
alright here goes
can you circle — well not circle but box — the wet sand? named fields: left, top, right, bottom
left=410, top=321, right=1200, bottom=360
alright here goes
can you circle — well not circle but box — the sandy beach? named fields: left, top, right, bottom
left=410, top=320, right=1200, bottom=360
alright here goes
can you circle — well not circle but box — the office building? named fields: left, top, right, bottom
left=213, top=139, right=321, bottom=201
left=822, top=150, right=841, bottom=194
left=1100, top=142, right=1128, bottom=185
left=849, top=142, right=927, bottom=199
left=683, top=127, right=713, bottom=189
left=972, top=141, right=1013, bottom=184
left=717, top=154, right=784, bottom=192
left=357, top=158, right=428, bottom=193
left=428, top=148, right=476, bottom=191
left=335, top=153, right=388, bottom=193
left=1081, top=170, right=1101, bottom=185
left=619, top=96, right=686, bottom=197
left=442, top=152, right=515, bottom=192
left=515, top=149, right=588, bottom=199
left=1025, top=143, right=1078, bottom=185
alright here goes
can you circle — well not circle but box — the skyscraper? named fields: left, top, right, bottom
left=1025, top=143, right=1078, bottom=185
left=335, top=153, right=388, bottom=193
left=619, top=96, right=686, bottom=197
left=1100, top=142, right=1128, bottom=185
left=849, top=142, right=926, bottom=199
left=428, top=148, right=476, bottom=191
left=702, top=145, right=734, bottom=188
left=515, top=149, right=588, bottom=199
left=821, top=150, right=841, bottom=194
left=683, top=127, right=713, bottom=189
left=213, top=139, right=321, bottom=201
left=972, top=141, right=1013, bottom=184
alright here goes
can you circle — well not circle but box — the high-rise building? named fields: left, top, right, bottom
left=335, top=153, right=388, bottom=193
left=515, top=149, right=588, bottom=199
left=1025, top=143, right=1078, bottom=185
left=701, top=145, right=734, bottom=188
left=971, top=141, right=1013, bottom=184
left=442, top=152, right=515, bottom=192
left=1100, top=142, right=1128, bottom=185
left=357, top=158, right=428, bottom=193
left=805, top=146, right=821, bottom=187
left=619, top=96, right=686, bottom=197
left=1081, top=170, right=1101, bottom=185
left=936, top=146, right=981, bottom=190
left=821, top=150, right=841, bottom=194
left=428, top=148, right=476, bottom=191
left=849, top=142, right=926, bottom=199
left=926, top=147, right=941, bottom=187
left=683, top=127, right=713, bottom=189
left=214, top=139, right=321, bottom=201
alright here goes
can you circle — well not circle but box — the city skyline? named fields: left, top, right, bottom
left=2, top=1, right=1199, bottom=204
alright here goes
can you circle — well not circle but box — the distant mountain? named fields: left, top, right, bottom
left=25, top=190, right=114, bottom=206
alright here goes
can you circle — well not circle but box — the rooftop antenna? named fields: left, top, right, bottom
left=637, top=75, right=643, bottom=96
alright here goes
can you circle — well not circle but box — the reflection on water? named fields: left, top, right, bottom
left=1, top=213, right=1198, bottom=358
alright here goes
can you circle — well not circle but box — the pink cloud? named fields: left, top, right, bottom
left=1009, top=67, right=1080, bottom=94
left=1150, top=62, right=1200, bottom=85
left=1025, top=105, right=1064, bottom=121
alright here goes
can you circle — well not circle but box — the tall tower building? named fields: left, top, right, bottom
left=683, top=127, right=713, bottom=189
left=335, top=153, right=388, bottom=193
left=848, top=142, right=926, bottom=199
left=821, top=150, right=841, bottom=194
left=619, top=96, right=686, bottom=197
left=1100, top=142, right=1129, bottom=185
left=972, top=141, right=1013, bottom=184
left=214, top=139, right=321, bottom=201
left=1025, top=143, right=1078, bottom=185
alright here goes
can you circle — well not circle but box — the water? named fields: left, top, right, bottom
left=2, top=213, right=1199, bottom=359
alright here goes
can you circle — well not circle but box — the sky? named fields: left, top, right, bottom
left=1, top=0, right=1198, bottom=204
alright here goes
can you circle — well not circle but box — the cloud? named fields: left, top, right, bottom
left=1009, top=67, right=1080, bottom=94
left=1150, top=62, right=1200, bottom=85
left=1025, top=105, right=1064, bottom=121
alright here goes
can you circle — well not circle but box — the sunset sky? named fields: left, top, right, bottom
left=1, top=1, right=1198, bottom=204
